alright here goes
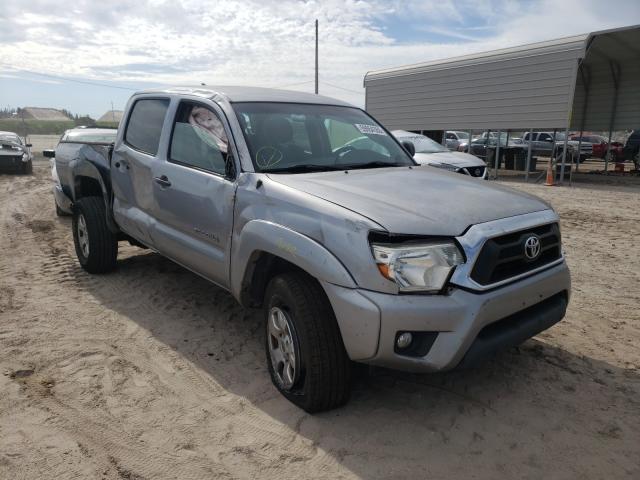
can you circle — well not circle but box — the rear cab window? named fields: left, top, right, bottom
left=125, top=98, right=170, bottom=155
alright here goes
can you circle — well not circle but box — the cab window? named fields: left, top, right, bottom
left=125, top=98, right=169, bottom=155
left=169, top=102, right=229, bottom=175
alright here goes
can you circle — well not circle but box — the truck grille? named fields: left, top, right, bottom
left=464, top=166, right=486, bottom=177
left=470, top=223, right=561, bottom=286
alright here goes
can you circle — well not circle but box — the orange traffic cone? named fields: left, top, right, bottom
left=544, top=158, right=555, bottom=186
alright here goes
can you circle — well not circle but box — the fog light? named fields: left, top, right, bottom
left=396, top=332, right=413, bottom=349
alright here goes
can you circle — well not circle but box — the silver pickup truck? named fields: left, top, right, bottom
left=57, top=86, right=571, bottom=412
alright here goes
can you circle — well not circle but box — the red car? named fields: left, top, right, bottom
left=569, top=134, right=624, bottom=161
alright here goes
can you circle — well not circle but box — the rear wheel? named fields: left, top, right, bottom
left=72, top=196, right=118, bottom=273
left=264, top=272, right=351, bottom=413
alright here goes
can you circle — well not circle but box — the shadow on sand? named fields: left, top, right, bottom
left=76, top=248, right=640, bottom=478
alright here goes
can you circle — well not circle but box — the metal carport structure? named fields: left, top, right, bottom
left=363, top=24, right=640, bottom=182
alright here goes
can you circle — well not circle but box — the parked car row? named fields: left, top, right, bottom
left=446, top=129, right=638, bottom=166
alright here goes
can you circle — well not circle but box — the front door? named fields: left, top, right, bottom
left=150, top=100, right=237, bottom=288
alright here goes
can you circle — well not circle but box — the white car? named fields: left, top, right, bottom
left=393, top=130, right=488, bottom=179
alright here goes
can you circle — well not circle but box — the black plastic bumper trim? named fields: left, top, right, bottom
left=456, top=292, right=567, bottom=369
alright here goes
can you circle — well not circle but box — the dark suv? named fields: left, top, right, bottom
left=623, top=130, right=640, bottom=169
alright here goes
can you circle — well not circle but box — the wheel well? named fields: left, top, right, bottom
left=240, top=252, right=308, bottom=308
left=74, top=176, right=103, bottom=200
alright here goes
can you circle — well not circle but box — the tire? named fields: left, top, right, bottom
left=264, top=272, right=351, bottom=413
left=72, top=196, right=118, bottom=273
left=21, top=160, right=33, bottom=174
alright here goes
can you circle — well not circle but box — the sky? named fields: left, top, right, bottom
left=1, top=0, right=639, bottom=119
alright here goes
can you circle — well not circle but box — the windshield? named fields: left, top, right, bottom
left=395, top=133, right=447, bottom=154
left=232, top=102, right=414, bottom=173
left=0, top=134, right=21, bottom=144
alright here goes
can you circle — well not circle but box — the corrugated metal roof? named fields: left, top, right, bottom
left=364, top=25, right=640, bottom=132
left=364, top=34, right=588, bottom=83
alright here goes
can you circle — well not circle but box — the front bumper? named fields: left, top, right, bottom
left=0, top=154, right=27, bottom=169
left=323, top=260, right=570, bottom=372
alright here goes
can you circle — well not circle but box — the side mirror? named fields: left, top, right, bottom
left=224, top=154, right=236, bottom=179
left=26, top=143, right=33, bottom=148
left=401, top=140, right=415, bottom=157
left=43, top=149, right=56, bottom=158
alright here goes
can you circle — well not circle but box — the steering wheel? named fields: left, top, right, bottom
left=333, top=145, right=356, bottom=162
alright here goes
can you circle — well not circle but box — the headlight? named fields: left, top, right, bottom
left=431, top=163, right=460, bottom=173
left=371, top=241, right=463, bottom=292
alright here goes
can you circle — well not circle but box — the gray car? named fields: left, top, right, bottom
left=58, top=86, right=571, bottom=412
left=522, top=131, right=593, bottom=162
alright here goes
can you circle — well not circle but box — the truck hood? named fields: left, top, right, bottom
left=414, top=151, right=486, bottom=168
left=267, top=166, right=551, bottom=236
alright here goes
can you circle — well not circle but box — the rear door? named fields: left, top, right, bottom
left=149, top=99, right=238, bottom=288
left=112, top=97, right=170, bottom=246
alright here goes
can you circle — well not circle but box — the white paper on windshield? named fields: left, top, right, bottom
left=355, top=124, right=386, bottom=135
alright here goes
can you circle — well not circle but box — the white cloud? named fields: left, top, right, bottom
left=1, top=0, right=639, bottom=107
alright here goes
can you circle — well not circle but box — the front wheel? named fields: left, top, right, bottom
left=21, top=160, right=33, bottom=174
left=72, top=196, right=118, bottom=273
left=264, top=272, right=351, bottom=413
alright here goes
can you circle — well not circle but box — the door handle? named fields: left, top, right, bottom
left=154, top=175, right=172, bottom=187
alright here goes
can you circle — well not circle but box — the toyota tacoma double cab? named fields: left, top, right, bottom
left=58, top=86, right=571, bottom=412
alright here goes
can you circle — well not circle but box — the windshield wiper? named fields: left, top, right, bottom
left=339, top=161, right=402, bottom=170
left=264, top=164, right=343, bottom=174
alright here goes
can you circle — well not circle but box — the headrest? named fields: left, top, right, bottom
left=263, top=116, right=293, bottom=144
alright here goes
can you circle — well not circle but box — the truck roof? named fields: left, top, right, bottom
left=136, top=86, right=354, bottom=107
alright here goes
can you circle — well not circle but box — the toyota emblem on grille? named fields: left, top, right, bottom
left=524, top=235, right=541, bottom=260
left=474, top=168, right=481, bottom=176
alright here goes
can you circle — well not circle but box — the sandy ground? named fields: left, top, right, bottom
left=25, top=135, right=60, bottom=161
left=1, top=164, right=639, bottom=479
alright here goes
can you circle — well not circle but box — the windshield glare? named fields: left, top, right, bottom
left=62, top=130, right=117, bottom=143
left=396, top=133, right=448, bottom=154
left=232, top=102, right=414, bottom=172
left=0, top=134, right=21, bottom=144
